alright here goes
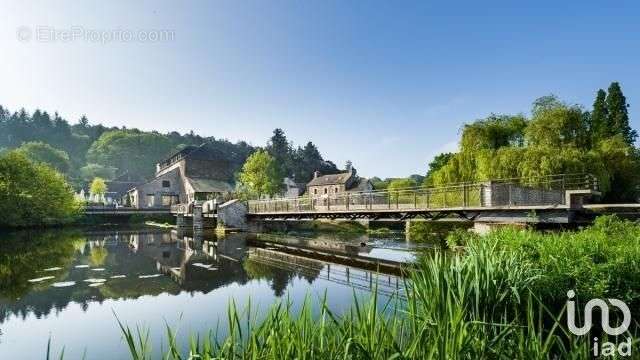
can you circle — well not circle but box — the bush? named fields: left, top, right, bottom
left=449, top=215, right=640, bottom=310
left=0, top=151, right=82, bottom=227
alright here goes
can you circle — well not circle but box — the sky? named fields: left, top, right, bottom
left=1, top=1, right=640, bottom=178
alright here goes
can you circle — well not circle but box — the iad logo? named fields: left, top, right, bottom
left=567, top=290, right=632, bottom=357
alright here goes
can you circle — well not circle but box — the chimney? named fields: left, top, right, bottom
left=314, top=170, right=320, bottom=179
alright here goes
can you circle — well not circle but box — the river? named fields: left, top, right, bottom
left=0, top=227, right=423, bottom=359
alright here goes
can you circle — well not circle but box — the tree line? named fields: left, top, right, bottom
left=424, top=82, right=638, bottom=201
left=0, top=107, right=339, bottom=190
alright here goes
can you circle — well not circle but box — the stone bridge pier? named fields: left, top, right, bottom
left=216, top=199, right=250, bottom=232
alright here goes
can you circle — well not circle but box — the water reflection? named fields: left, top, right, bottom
left=0, top=228, right=407, bottom=359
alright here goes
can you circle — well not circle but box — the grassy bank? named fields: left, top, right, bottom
left=109, top=216, right=640, bottom=359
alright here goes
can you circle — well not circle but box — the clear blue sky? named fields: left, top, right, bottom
left=1, top=1, right=639, bottom=178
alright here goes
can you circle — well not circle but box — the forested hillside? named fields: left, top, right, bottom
left=0, top=106, right=338, bottom=188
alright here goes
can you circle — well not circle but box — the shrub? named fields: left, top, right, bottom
left=450, top=215, right=640, bottom=310
left=0, top=151, right=82, bottom=227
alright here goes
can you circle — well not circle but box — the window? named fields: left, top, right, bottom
left=335, top=187, right=339, bottom=193
left=324, top=188, right=328, bottom=194
left=146, top=194, right=155, bottom=207
left=162, top=180, right=171, bottom=188
left=161, top=194, right=179, bottom=206
left=314, top=189, right=318, bottom=195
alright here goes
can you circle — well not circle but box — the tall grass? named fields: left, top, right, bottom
left=116, top=234, right=596, bottom=359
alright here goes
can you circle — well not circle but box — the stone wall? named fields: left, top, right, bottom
left=308, top=184, right=346, bottom=197
left=217, top=199, right=248, bottom=230
left=130, top=168, right=184, bottom=208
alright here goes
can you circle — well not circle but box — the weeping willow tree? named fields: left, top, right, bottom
left=429, top=94, right=640, bottom=201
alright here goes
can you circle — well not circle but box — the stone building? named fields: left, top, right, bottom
left=306, top=164, right=373, bottom=197
left=127, top=143, right=234, bottom=208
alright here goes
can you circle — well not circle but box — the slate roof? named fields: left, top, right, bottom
left=307, top=171, right=354, bottom=186
left=186, top=177, right=234, bottom=193
left=105, top=181, right=140, bottom=197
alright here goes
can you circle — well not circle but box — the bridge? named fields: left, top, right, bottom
left=244, top=174, right=603, bottom=227
left=84, top=173, right=638, bottom=232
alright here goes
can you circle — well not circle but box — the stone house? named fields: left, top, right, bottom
left=306, top=164, right=373, bottom=198
left=127, top=143, right=234, bottom=208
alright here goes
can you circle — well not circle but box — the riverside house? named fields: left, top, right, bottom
left=306, top=164, right=373, bottom=198
left=126, top=143, right=234, bottom=209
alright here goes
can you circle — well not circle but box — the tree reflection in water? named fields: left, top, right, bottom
left=0, top=229, right=323, bottom=325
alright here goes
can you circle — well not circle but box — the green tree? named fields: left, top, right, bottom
left=369, top=177, right=389, bottom=190
left=90, top=177, right=108, bottom=197
left=15, top=141, right=71, bottom=174
left=266, top=128, right=292, bottom=178
left=80, top=163, right=117, bottom=181
left=238, top=150, right=281, bottom=198
left=594, top=136, right=640, bottom=201
left=0, top=151, right=81, bottom=227
left=525, top=101, right=589, bottom=149
left=387, top=178, right=417, bottom=194
left=606, top=82, right=637, bottom=145
left=591, top=89, right=609, bottom=144
left=87, top=130, right=173, bottom=180
left=425, top=153, right=454, bottom=185
left=460, top=114, right=527, bottom=151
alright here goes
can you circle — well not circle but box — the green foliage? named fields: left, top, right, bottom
left=267, top=129, right=339, bottom=183
left=87, top=130, right=173, bottom=180
left=594, top=136, right=640, bottom=201
left=386, top=177, right=417, bottom=192
left=451, top=215, right=640, bottom=310
left=460, top=114, right=527, bottom=151
left=369, top=177, right=389, bottom=190
left=591, top=89, right=609, bottom=144
left=90, top=177, right=107, bottom=196
left=606, top=82, right=637, bottom=145
left=525, top=101, right=589, bottom=149
left=429, top=87, right=639, bottom=200
left=266, top=128, right=291, bottom=179
left=238, top=150, right=281, bottom=197
left=0, top=151, right=82, bottom=227
left=424, top=152, right=453, bottom=185
left=80, top=163, right=117, bottom=181
left=15, top=141, right=71, bottom=174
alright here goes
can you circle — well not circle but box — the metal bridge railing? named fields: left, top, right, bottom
left=247, top=173, right=598, bottom=214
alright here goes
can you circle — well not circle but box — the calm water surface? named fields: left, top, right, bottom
left=0, top=228, right=415, bottom=359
